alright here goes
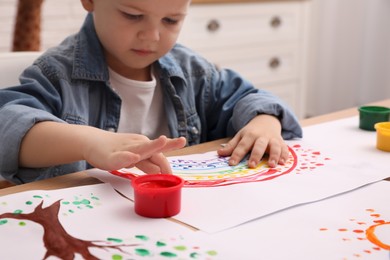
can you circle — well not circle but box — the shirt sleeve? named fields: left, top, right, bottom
left=231, top=90, right=303, bottom=140
left=0, top=104, right=71, bottom=184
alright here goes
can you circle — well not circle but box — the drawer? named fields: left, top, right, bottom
left=178, top=2, right=302, bottom=50
left=199, top=43, right=300, bottom=85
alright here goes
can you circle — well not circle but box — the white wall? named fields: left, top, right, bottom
left=307, top=0, right=390, bottom=117
left=0, top=0, right=86, bottom=52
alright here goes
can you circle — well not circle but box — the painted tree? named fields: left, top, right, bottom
left=0, top=199, right=136, bottom=259
left=0, top=193, right=218, bottom=259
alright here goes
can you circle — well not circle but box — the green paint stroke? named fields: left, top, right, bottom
left=174, top=245, right=187, bottom=251
left=112, top=254, right=122, bottom=260
left=107, top=237, right=123, bottom=243
left=135, top=248, right=151, bottom=257
left=13, top=209, right=23, bottom=214
left=91, top=196, right=100, bottom=201
left=207, top=250, right=218, bottom=256
left=68, top=209, right=75, bottom=214
left=33, top=195, right=43, bottom=199
left=135, top=235, right=149, bottom=241
left=62, top=201, right=70, bottom=205
left=156, top=241, right=166, bottom=247
left=73, top=199, right=91, bottom=206
left=25, top=201, right=33, bottom=205
left=190, top=252, right=199, bottom=258
left=160, top=251, right=177, bottom=258
left=18, top=221, right=26, bottom=226
left=0, top=219, right=8, bottom=225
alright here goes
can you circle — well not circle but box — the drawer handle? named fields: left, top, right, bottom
left=269, top=57, right=281, bottom=69
left=270, top=16, right=282, bottom=28
left=207, top=19, right=220, bottom=32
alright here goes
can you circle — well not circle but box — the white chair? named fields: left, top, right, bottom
left=0, top=51, right=42, bottom=184
left=0, top=51, right=42, bottom=88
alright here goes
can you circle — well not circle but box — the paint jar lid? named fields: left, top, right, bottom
left=358, top=106, right=390, bottom=131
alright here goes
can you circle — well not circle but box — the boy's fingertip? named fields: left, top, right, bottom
left=248, top=160, right=257, bottom=168
left=268, top=159, right=276, bottom=167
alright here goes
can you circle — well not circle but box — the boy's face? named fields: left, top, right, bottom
left=81, top=0, right=190, bottom=80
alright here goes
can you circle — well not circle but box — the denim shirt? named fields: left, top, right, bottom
left=0, top=14, right=302, bottom=184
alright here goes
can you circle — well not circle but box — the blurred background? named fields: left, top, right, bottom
left=0, top=0, right=389, bottom=118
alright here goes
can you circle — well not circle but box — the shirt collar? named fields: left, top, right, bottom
left=72, top=13, right=109, bottom=82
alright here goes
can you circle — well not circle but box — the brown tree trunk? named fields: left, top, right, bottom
left=12, top=0, right=44, bottom=51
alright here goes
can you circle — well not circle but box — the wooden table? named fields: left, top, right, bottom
left=0, top=99, right=389, bottom=197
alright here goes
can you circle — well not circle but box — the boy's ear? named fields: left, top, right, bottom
left=80, top=0, right=94, bottom=12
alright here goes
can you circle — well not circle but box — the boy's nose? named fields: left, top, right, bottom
left=138, top=25, right=160, bottom=42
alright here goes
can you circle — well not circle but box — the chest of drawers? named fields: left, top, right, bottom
left=178, top=0, right=312, bottom=118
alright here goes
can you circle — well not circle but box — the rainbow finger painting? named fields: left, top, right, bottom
left=169, top=145, right=329, bottom=187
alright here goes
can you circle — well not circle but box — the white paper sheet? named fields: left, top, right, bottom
left=0, top=184, right=220, bottom=259
left=210, top=181, right=390, bottom=260
left=90, top=116, right=390, bottom=233
left=1, top=180, right=388, bottom=259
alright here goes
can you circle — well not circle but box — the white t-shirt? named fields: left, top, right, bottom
left=108, top=68, right=170, bottom=139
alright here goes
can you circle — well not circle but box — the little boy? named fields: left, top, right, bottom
left=0, top=0, right=302, bottom=184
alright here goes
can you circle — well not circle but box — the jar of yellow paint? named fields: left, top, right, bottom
left=374, top=122, right=390, bottom=152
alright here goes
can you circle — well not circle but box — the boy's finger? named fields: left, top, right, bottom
left=248, top=138, right=268, bottom=168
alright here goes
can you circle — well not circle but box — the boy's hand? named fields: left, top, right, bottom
left=217, top=114, right=288, bottom=168
left=83, top=132, right=186, bottom=173
left=19, top=121, right=186, bottom=173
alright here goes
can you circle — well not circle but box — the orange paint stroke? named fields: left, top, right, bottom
left=365, top=222, right=390, bottom=250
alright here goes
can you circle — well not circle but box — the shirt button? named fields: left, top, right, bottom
left=107, top=127, right=116, bottom=132
left=190, top=126, right=199, bottom=135
left=179, top=122, right=186, bottom=128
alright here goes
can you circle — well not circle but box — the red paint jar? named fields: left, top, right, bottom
left=132, top=174, right=184, bottom=218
